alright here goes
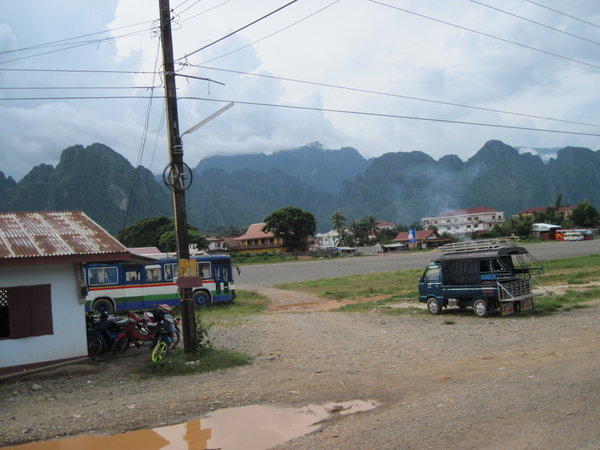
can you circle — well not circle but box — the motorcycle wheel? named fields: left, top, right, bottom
left=112, top=336, right=130, bottom=356
left=171, top=328, right=181, bottom=348
left=87, top=333, right=103, bottom=356
left=151, top=340, right=169, bottom=363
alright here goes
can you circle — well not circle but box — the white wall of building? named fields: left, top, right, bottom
left=422, top=212, right=504, bottom=235
left=0, top=263, right=88, bottom=371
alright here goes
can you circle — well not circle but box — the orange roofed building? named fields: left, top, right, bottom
left=233, top=223, right=287, bottom=254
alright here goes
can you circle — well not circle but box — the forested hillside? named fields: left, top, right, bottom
left=0, top=141, right=598, bottom=234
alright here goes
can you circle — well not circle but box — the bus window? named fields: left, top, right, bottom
left=221, top=265, right=230, bottom=282
left=89, top=267, right=118, bottom=286
left=164, top=263, right=178, bottom=281
left=125, top=269, right=141, bottom=282
left=145, top=265, right=163, bottom=282
left=198, top=262, right=211, bottom=279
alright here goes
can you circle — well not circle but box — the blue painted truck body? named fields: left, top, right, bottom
left=418, top=239, right=543, bottom=317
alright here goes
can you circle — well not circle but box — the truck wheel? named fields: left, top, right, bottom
left=427, top=297, right=442, bottom=315
left=473, top=299, right=489, bottom=318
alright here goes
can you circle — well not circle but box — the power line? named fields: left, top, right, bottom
left=0, top=19, right=157, bottom=56
left=523, top=0, right=600, bottom=30
left=192, top=65, right=600, bottom=129
left=177, top=0, right=235, bottom=24
left=0, top=26, right=160, bottom=65
left=368, top=0, right=600, bottom=70
left=1, top=94, right=598, bottom=137
left=0, top=67, right=159, bottom=75
left=0, top=86, right=160, bottom=90
left=177, top=96, right=600, bottom=138
left=470, top=0, right=600, bottom=47
left=175, top=0, right=299, bottom=63
left=192, top=0, right=343, bottom=66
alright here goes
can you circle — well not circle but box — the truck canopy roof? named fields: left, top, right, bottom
left=433, top=246, right=529, bottom=262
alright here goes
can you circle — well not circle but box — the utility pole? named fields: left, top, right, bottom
left=159, top=0, right=197, bottom=352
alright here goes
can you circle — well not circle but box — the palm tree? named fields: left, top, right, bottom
left=331, top=210, right=347, bottom=246
left=361, top=215, right=378, bottom=244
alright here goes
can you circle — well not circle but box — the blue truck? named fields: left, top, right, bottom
left=418, top=239, right=543, bottom=317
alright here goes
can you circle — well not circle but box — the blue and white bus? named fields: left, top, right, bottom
left=83, top=255, right=236, bottom=314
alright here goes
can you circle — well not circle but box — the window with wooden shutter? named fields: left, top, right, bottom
left=2, top=284, right=53, bottom=339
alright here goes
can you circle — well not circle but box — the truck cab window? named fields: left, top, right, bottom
left=424, top=266, right=440, bottom=282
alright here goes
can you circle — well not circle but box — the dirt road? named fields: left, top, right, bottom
left=1, top=297, right=599, bottom=449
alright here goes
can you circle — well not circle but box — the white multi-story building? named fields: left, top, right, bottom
left=421, top=207, right=505, bottom=235
left=314, top=230, right=340, bottom=248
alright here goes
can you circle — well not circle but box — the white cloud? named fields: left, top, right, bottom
left=1, top=0, right=598, bottom=180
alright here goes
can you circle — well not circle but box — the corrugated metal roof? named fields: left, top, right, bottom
left=0, top=211, right=129, bottom=265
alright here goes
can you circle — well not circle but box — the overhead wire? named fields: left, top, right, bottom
left=469, top=0, right=600, bottom=47
left=174, top=0, right=299, bottom=63
left=0, top=68, right=159, bottom=75
left=11, top=93, right=591, bottom=137
left=0, top=20, right=160, bottom=65
left=190, top=65, right=600, bottom=129
left=122, top=35, right=164, bottom=229
left=177, top=96, right=600, bottom=137
left=177, top=0, right=235, bottom=24
left=191, top=0, right=343, bottom=66
left=523, top=0, right=600, bottom=30
left=368, top=0, right=600, bottom=70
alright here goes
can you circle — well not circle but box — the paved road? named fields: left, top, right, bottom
left=237, top=239, right=600, bottom=288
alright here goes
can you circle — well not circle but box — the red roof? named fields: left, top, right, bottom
left=0, top=211, right=129, bottom=267
left=234, top=223, right=274, bottom=241
left=516, top=206, right=574, bottom=215
left=438, top=206, right=500, bottom=217
left=394, top=230, right=437, bottom=242
left=375, top=220, right=395, bottom=228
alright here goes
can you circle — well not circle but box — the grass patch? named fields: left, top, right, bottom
left=197, top=290, right=270, bottom=325
left=276, top=269, right=422, bottom=301
left=530, top=287, right=600, bottom=316
left=232, top=252, right=297, bottom=265
left=537, top=255, right=600, bottom=286
left=136, top=347, right=253, bottom=378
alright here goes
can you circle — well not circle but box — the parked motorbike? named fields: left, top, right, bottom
left=111, top=306, right=181, bottom=356
left=148, top=306, right=176, bottom=363
left=143, top=305, right=181, bottom=349
left=86, top=312, right=127, bottom=356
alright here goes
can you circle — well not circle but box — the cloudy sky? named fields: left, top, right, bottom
left=1, top=0, right=599, bottom=180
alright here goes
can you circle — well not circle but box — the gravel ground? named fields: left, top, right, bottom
left=1, top=297, right=599, bottom=449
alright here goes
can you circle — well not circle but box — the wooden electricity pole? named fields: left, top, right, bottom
left=159, top=0, right=197, bottom=352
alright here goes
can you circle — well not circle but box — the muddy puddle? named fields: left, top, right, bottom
left=5, top=400, right=377, bottom=450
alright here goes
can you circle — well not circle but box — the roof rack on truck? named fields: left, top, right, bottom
left=439, top=238, right=518, bottom=254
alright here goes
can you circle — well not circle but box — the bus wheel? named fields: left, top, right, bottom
left=427, top=297, right=442, bottom=315
left=92, top=298, right=114, bottom=315
left=473, top=299, right=489, bottom=318
left=193, top=291, right=210, bottom=308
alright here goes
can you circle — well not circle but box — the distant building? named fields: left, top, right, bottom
left=314, top=230, right=340, bottom=248
left=514, top=206, right=574, bottom=219
left=205, top=236, right=228, bottom=253
left=393, top=229, right=447, bottom=249
left=233, top=223, right=286, bottom=253
left=422, top=207, right=504, bottom=235
left=375, top=220, right=396, bottom=231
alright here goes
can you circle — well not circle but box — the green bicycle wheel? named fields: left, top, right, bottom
left=151, top=340, right=168, bottom=362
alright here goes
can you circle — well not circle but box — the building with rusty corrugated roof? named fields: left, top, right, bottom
left=0, top=211, right=129, bottom=375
